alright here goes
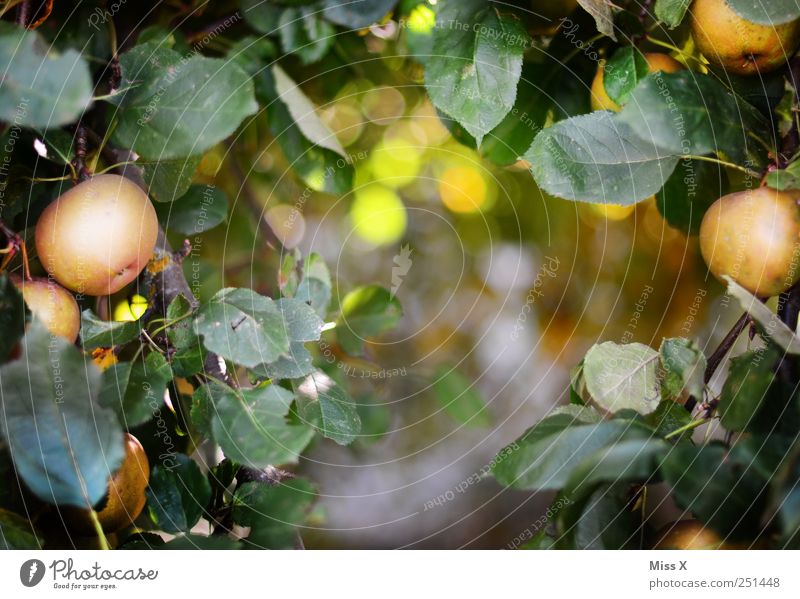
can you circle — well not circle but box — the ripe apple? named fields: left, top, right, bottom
left=654, top=520, right=733, bottom=549
left=591, top=53, right=683, bottom=112
left=11, top=274, right=80, bottom=343
left=699, top=187, right=800, bottom=297
left=68, top=433, right=150, bottom=534
left=691, top=0, right=800, bottom=75
left=35, top=174, right=158, bottom=297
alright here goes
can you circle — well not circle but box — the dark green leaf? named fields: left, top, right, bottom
left=295, top=253, right=332, bottom=317
left=146, top=454, right=211, bottom=533
left=527, top=111, right=679, bottom=205
left=112, top=43, right=258, bottom=159
left=252, top=343, right=314, bottom=380
left=99, top=352, right=173, bottom=428
left=425, top=0, right=530, bottom=145
left=431, top=366, right=490, bottom=427
left=480, top=62, right=551, bottom=166
left=654, top=0, right=692, bottom=28
left=276, top=298, right=324, bottom=342
left=617, top=71, right=769, bottom=166
left=0, top=23, right=93, bottom=128
left=125, top=534, right=241, bottom=549
left=208, top=381, right=315, bottom=467
left=295, top=371, right=361, bottom=444
left=194, top=287, right=290, bottom=369
left=645, top=400, right=693, bottom=439
left=278, top=7, right=335, bottom=65
left=603, top=47, right=650, bottom=106
left=570, top=483, right=640, bottom=549
left=491, top=413, right=654, bottom=490
left=659, top=337, right=706, bottom=400
left=0, top=323, right=124, bottom=507
left=719, top=346, right=779, bottom=432
left=80, top=309, right=142, bottom=350
left=335, top=285, right=402, bottom=355
left=156, top=184, right=228, bottom=234
left=138, top=156, right=201, bottom=203
left=322, top=0, right=397, bottom=29
left=766, top=160, right=800, bottom=191
left=233, top=478, right=316, bottom=549
left=0, top=509, right=41, bottom=549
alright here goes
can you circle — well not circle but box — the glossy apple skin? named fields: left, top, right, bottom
left=35, top=174, right=158, bottom=297
left=11, top=275, right=80, bottom=343
left=69, top=433, right=150, bottom=534
left=591, top=53, right=683, bottom=112
left=699, top=187, right=800, bottom=297
left=691, top=0, right=800, bottom=75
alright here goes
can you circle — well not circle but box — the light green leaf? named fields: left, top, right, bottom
left=583, top=341, right=661, bottom=415
left=431, top=366, right=491, bottom=427
left=295, top=371, right=361, bottom=445
left=335, top=285, right=402, bottom=355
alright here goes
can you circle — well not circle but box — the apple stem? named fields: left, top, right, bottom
left=88, top=510, right=111, bottom=550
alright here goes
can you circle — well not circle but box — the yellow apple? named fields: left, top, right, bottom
left=591, top=53, right=683, bottom=112
left=699, top=186, right=800, bottom=297
left=35, top=174, right=158, bottom=297
left=691, top=0, right=800, bottom=75
left=11, top=274, right=80, bottom=343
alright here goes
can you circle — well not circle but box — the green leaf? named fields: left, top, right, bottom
left=0, top=323, right=124, bottom=507
left=295, top=371, right=361, bottom=445
left=583, top=341, right=661, bottom=415
left=0, top=273, right=27, bottom=361
left=262, top=68, right=354, bottom=194
left=491, top=413, right=653, bottom=490
left=425, top=0, right=530, bottom=145
left=155, top=184, right=228, bottom=234
left=194, top=288, right=290, bottom=369
left=112, top=43, right=258, bottom=159
left=294, top=253, right=332, bottom=317
left=124, top=534, right=241, bottom=550
left=233, top=478, right=316, bottom=549
left=322, top=0, right=397, bottom=29
left=766, top=160, right=800, bottom=191
left=335, top=285, right=402, bottom=356
left=139, top=156, right=201, bottom=203
left=252, top=343, right=314, bottom=380
left=617, top=71, right=769, bottom=166
left=0, top=23, right=93, bottom=128
left=656, top=156, right=728, bottom=235
left=719, top=347, right=779, bottom=432
left=0, top=509, right=41, bottom=549
left=276, top=298, right=324, bottom=342
left=577, top=0, right=617, bottom=40
left=278, top=7, right=335, bottom=65
left=645, top=400, right=693, bottom=439
left=526, top=111, right=679, bottom=205
left=602, top=47, right=650, bottom=106
left=431, top=366, right=490, bottom=427
left=727, top=0, right=800, bottom=25
left=34, top=128, right=75, bottom=164
left=80, top=309, right=142, bottom=350
left=660, top=442, right=774, bottom=539
left=146, top=454, right=212, bottom=533
left=659, top=338, right=706, bottom=400
left=240, top=0, right=283, bottom=34
left=99, top=352, right=173, bottom=428
left=654, top=0, right=692, bottom=28
left=480, top=62, right=551, bottom=166
left=207, top=381, right=315, bottom=467
left=724, top=276, right=800, bottom=354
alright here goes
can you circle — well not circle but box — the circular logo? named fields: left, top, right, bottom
left=19, top=559, right=45, bottom=587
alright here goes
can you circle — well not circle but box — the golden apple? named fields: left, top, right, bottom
left=591, top=53, right=683, bottom=112
left=35, top=174, right=158, bottom=297
left=11, top=274, right=80, bottom=343
left=699, top=187, right=800, bottom=297
left=691, top=0, right=800, bottom=75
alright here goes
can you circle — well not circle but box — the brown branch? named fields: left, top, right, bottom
left=15, top=0, right=30, bottom=27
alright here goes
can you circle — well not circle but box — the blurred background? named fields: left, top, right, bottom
left=148, top=2, right=745, bottom=548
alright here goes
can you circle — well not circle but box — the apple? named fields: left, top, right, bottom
left=654, top=520, right=754, bottom=549
left=699, top=187, right=800, bottom=297
left=35, top=174, right=159, bottom=297
left=11, top=274, right=80, bottom=343
left=691, top=0, right=800, bottom=75
left=591, top=52, right=683, bottom=112
left=68, top=433, right=150, bottom=534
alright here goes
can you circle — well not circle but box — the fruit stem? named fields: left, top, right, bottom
left=89, top=510, right=111, bottom=550
left=664, top=416, right=708, bottom=440
left=683, top=155, right=761, bottom=179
